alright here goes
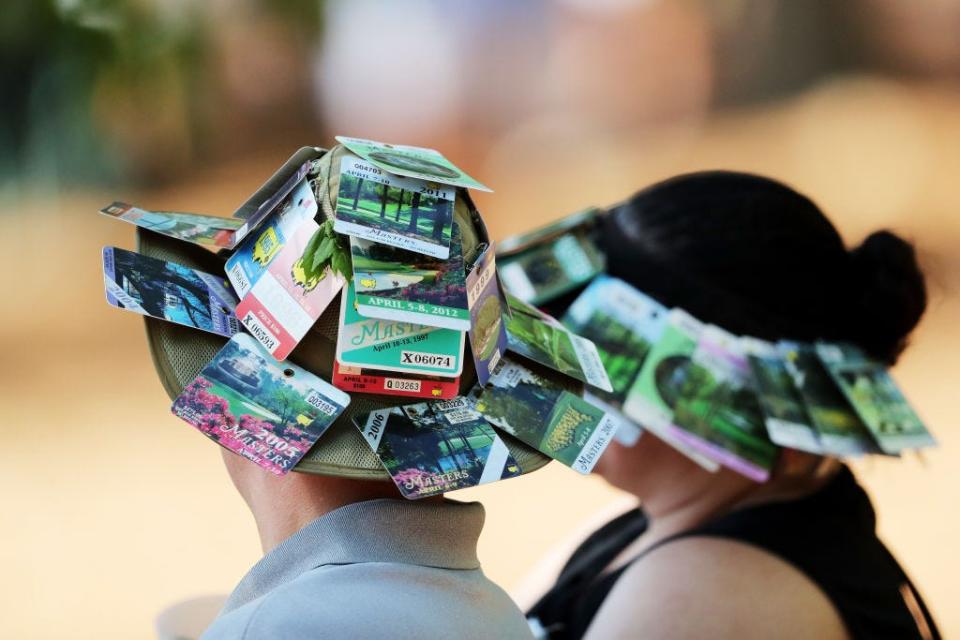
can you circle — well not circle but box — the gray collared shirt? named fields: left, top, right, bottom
left=202, top=498, right=533, bottom=639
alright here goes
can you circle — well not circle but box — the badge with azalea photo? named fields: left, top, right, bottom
left=171, top=333, right=350, bottom=475
left=354, top=399, right=521, bottom=499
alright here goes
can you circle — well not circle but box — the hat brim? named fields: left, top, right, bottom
left=138, top=224, right=551, bottom=479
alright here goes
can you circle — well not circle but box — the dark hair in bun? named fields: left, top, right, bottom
left=601, top=171, right=926, bottom=365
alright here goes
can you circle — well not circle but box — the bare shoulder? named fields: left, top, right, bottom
left=584, top=536, right=849, bottom=640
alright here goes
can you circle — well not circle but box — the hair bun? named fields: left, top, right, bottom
left=847, top=230, right=927, bottom=364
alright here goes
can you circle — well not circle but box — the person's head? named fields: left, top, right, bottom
left=593, top=171, right=927, bottom=499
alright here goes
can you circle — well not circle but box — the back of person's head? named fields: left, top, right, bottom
left=601, top=171, right=926, bottom=365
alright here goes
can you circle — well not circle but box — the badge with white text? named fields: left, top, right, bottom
left=171, top=333, right=350, bottom=475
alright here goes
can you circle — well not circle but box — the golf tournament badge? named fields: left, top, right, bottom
left=667, top=325, right=778, bottom=483
left=335, top=136, right=491, bottom=192
left=816, top=342, right=935, bottom=454
left=171, top=333, right=350, bottom=475
left=102, top=246, right=241, bottom=338
left=226, top=179, right=318, bottom=299
left=470, top=357, right=617, bottom=474
left=99, top=202, right=245, bottom=249
left=466, top=244, right=508, bottom=386
left=332, top=359, right=460, bottom=400
left=503, top=293, right=613, bottom=393
left=355, top=399, right=521, bottom=499
left=334, top=154, right=456, bottom=259
left=350, top=225, right=470, bottom=331
left=741, top=337, right=823, bottom=454
left=336, top=281, right=465, bottom=377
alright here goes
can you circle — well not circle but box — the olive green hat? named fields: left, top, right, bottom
left=138, top=145, right=550, bottom=479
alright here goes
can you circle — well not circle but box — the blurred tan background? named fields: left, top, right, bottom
left=2, top=1, right=958, bottom=638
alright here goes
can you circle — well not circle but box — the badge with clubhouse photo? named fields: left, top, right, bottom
left=171, top=333, right=350, bottom=475
left=469, top=357, right=617, bottom=474
left=336, top=282, right=465, bottom=377
left=354, top=399, right=521, bottom=499
left=334, top=154, right=456, bottom=259
left=466, top=244, right=509, bottom=386
left=779, top=341, right=880, bottom=457
left=740, top=337, right=823, bottom=454
left=335, top=136, right=491, bottom=192
left=350, top=225, right=470, bottom=331
left=622, top=309, right=720, bottom=472
left=102, top=247, right=241, bottom=337
left=503, top=292, right=614, bottom=393
left=225, top=179, right=318, bottom=299
left=563, top=276, right=668, bottom=406
left=815, top=342, right=935, bottom=454
left=235, top=216, right=346, bottom=361
left=331, top=359, right=460, bottom=400
left=668, top=326, right=779, bottom=482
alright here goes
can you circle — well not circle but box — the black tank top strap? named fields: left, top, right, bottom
left=528, top=467, right=941, bottom=639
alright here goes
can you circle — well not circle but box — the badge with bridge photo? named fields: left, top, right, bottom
left=336, top=282, right=465, bottom=377
left=102, top=246, right=241, bottom=338
left=354, top=399, right=521, bottom=499
left=171, top=333, right=350, bottom=475
left=334, top=154, right=457, bottom=259
left=336, top=136, right=491, bottom=192
left=468, top=357, right=617, bottom=474
left=350, top=224, right=470, bottom=331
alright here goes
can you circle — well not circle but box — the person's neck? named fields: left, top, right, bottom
left=245, top=474, right=403, bottom=553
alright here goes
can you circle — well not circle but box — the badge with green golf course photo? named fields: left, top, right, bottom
left=336, top=281, right=465, bottom=377
left=469, top=357, right=617, bottom=473
left=740, top=337, right=823, bottom=454
left=354, top=399, right=521, bottom=499
left=779, top=341, right=880, bottom=457
left=498, top=230, right=604, bottom=306
left=563, top=276, right=668, bottom=406
left=667, top=326, right=778, bottom=482
left=503, top=292, right=613, bottom=393
left=621, top=309, right=721, bottom=472
left=334, top=154, right=457, bottom=259
left=350, top=225, right=470, bottom=331
left=815, top=342, right=935, bottom=454
left=466, top=244, right=509, bottom=386
left=336, top=136, right=491, bottom=192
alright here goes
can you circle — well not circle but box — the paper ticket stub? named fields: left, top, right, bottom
left=235, top=217, right=345, bottom=361
left=350, top=225, right=470, bottom=331
left=331, top=360, right=460, bottom=400
left=102, top=246, right=241, bottom=337
left=225, top=179, right=318, bottom=299
left=171, top=333, right=349, bottom=475
left=355, top=400, right=520, bottom=499
left=334, top=154, right=456, bottom=259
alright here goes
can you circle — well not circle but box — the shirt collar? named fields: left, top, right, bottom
left=222, top=498, right=484, bottom=612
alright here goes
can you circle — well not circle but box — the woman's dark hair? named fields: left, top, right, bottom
left=601, top=171, right=926, bottom=365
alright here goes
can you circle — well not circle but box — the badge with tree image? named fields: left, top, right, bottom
left=334, top=154, right=457, bottom=259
